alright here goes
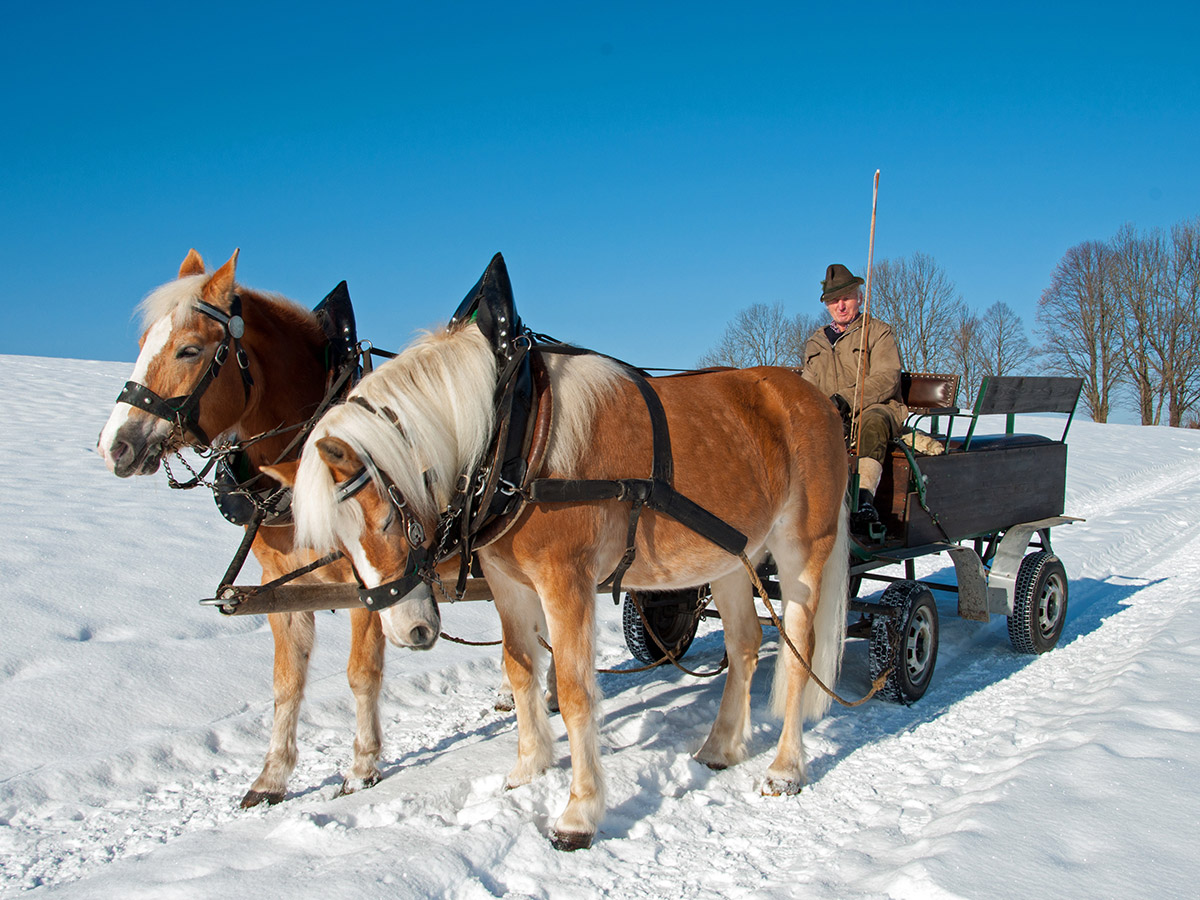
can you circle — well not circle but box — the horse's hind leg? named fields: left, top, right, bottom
left=695, top=568, right=762, bottom=769
left=762, top=509, right=846, bottom=795
left=496, top=649, right=559, bottom=713
left=495, top=650, right=515, bottom=711
left=340, top=606, right=385, bottom=795
left=242, top=610, right=316, bottom=807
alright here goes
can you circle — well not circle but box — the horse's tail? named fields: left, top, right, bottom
left=802, top=499, right=850, bottom=721
left=769, top=498, right=850, bottom=722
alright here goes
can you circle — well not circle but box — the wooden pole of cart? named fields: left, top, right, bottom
left=849, top=169, right=880, bottom=456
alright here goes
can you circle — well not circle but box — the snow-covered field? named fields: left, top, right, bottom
left=2, top=353, right=1198, bottom=899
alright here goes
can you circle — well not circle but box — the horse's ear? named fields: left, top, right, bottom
left=178, top=249, right=205, bottom=278
left=203, top=249, right=241, bottom=305
left=317, top=436, right=361, bottom=477
left=259, top=461, right=298, bottom=489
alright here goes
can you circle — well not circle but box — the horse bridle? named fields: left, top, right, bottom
left=335, top=464, right=439, bottom=613
left=116, top=296, right=255, bottom=446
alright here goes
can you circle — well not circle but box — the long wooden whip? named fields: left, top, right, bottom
left=849, top=170, right=880, bottom=454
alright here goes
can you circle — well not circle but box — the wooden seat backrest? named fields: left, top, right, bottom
left=971, top=375, right=1083, bottom=417
left=962, top=375, right=1084, bottom=448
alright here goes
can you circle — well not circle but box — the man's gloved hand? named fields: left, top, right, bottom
left=830, top=393, right=852, bottom=441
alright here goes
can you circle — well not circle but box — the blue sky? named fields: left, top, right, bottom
left=3, top=1, right=1197, bottom=378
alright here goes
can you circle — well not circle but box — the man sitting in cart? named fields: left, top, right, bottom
left=801, top=263, right=907, bottom=538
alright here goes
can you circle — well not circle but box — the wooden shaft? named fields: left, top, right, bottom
left=205, top=577, right=498, bottom=616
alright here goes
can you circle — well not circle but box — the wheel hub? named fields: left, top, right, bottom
left=905, top=607, right=934, bottom=679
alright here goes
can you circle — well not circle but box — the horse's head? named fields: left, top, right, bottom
left=283, top=429, right=441, bottom=651
left=99, top=249, right=254, bottom=477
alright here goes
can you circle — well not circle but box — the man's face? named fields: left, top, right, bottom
left=825, top=292, right=861, bottom=329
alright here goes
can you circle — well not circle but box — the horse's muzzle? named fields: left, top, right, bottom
left=99, top=420, right=168, bottom=478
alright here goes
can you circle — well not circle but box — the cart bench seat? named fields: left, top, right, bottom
left=879, top=374, right=1083, bottom=546
left=946, top=432, right=1055, bottom=452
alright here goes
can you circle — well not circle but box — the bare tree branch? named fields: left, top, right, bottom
left=698, top=302, right=818, bottom=367
left=1037, top=240, right=1122, bottom=422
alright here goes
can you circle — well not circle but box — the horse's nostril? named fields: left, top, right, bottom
left=109, top=440, right=137, bottom=476
left=410, top=625, right=435, bottom=647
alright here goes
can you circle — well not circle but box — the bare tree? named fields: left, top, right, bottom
left=1112, top=223, right=1168, bottom=424
left=1164, top=218, right=1200, bottom=426
left=946, top=302, right=984, bottom=405
left=870, top=252, right=960, bottom=373
left=698, top=302, right=820, bottom=368
left=1037, top=240, right=1122, bottom=422
left=977, top=301, right=1036, bottom=378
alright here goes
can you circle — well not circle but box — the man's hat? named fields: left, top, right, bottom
left=820, top=263, right=864, bottom=303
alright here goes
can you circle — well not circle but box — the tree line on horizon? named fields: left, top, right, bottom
left=699, top=216, right=1200, bottom=427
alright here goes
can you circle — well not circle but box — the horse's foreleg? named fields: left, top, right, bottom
left=490, top=580, right=554, bottom=788
left=695, top=570, right=762, bottom=770
left=542, top=581, right=604, bottom=851
left=340, top=606, right=385, bottom=795
left=242, top=610, right=316, bottom=807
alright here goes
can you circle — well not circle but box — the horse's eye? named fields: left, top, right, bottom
left=176, top=345, right=203, bottom=360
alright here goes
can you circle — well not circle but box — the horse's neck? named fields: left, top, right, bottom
left=236, top=293, right=329, bottom=468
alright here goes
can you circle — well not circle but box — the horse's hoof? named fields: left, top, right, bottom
left=240, top=789, right=285, bottom=809
left=337, top=773, right=381, bottom=797
left=494, top=695, right=515, bottom=712
left=760, top=776, right=802, bottom=797
left=550, top=830, right=593, bottom=851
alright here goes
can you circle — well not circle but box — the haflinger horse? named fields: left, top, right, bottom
left=97, top=249, right=440, bottom=807
left=285, top=256, right=850, bottom=850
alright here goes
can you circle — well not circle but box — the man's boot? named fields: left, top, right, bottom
left=851, top=458, right=885, bottom=541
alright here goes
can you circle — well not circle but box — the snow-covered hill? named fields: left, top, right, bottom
left=2, top=354, right=1197, bottom=899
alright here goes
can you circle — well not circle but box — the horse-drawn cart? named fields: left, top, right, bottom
left=623, top=372, right=1085, bottom=704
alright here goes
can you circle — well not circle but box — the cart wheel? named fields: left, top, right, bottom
left=869, top=580, right=939, bottom=704
left=622, top=589, right=702, bottom=665
left=1007, top=552, right=1068, bottom=654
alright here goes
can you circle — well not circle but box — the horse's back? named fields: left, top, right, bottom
left=542, top=363, right=845, bottom=557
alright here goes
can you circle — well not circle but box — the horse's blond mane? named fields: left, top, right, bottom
left=292, top=324, right=628, bottom=553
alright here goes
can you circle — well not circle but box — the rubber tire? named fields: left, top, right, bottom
left=622, top=589, right=702, bottom=665
left=1007, top=552, right=1068, bottom=654
left=869, top=580, right=939, bottom=704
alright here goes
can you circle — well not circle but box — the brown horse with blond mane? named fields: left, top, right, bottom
left=285, top=258, right=850, bottom=850
left=97, top=249, right=439, bottom=808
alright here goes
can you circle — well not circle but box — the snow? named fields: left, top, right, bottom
left=2, top=353, right=1198, bottom=899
